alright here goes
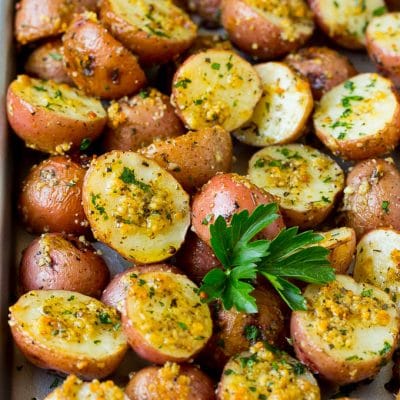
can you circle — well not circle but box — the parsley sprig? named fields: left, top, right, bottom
left=199, top=204, right=335, bottom=313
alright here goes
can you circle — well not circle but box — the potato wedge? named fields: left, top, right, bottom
left=217, top=342, right=320, bottom=400
left=308, top=0, right=387, bottom=49
left=313, top=73, right=400, bottom=160
left=122, top=269, right=212, bottom=364
left=6, top=75, right=107, bottom=154
left=99, top=0, right=197, bottom=64
left=9, top=290, right=128, bottom=379
left=139, top=126, right=233, bottom=192
left=82, top=151, right=190, bottom=264
left=171, top=49, right=262, bottom=131
left=291, top=275, right=399, bottom=385
left=354, top=228, right=400, bottom=307
left=63, top=12, right=147, bottom=99
left=233, top=62, right=313, bottom=146
left=221, top=0, right=314, bottom=60
left=248, top=144, right=344, bottom=228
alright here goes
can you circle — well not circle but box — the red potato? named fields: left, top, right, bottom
left=125, top=363, right=215, bottom=400
left=191, top=173, right=285, bottom=245
left=19, top=233, right=109, bottom=298
left=191, top=0, right=222, bottom=27
left=387, top=0, right=400, bottom=11
left=18, top=156, right=89, bottom=235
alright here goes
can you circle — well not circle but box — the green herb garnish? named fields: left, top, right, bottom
left=119, top=167, right=152, bottom=192
left=80, top=138, right=91, bottom=151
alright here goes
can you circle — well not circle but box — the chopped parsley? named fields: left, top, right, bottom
left=119, top=167, right=152, bottom=192
left=80, top=138, right=91, bottom=151
left=211, top=62, right=221, bottom=70
left=49, top=52, right=63, bottom=61
left=382, top=200, right=390, bottom=214
left=373, top=6, right=387, bottom=16
left=174, top=78, right=192, bottom=89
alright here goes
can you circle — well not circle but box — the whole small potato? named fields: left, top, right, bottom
left=342, top=158, right=400, bottom=238
left=191, top=173, right=285, bottom=245
left=19, top=155, right=89, bottom=234
left=125, top=362, right=215, bottom=400
left=103, top=88, right=185, bottom=152
left=19, top=233, right=109, bottom=298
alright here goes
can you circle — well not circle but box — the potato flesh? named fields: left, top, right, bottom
left=367, top=13, right=400, bottom=53
left=82, top=151, right=190, bottom=263
left=126, top=271, right=212, bottom=358
left=9, top=290, right=126, bottom=358
left=172, top=50, right=262, bottom=131
left=314, top=73, right=397, bottom=142
left=248, top=144, right=344, bottom=212
left=319, top=227, right=354, bottom=251
left=234, top=62, right=312, bottom=146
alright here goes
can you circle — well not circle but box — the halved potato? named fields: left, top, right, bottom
left=6, top=75, right=107, bottom=154
left=353, top=228, right=400, bottom=307
left=248, top=144, right=344, bottom=228
left=217, top=341, right=320, bottom=400
left=171, top=49, right=262, bottom=131
left=233, top=62, right=313, bottom=146
left=99, top=0, right=197, bottom=64
left=291, top=275, right=399, bottom=385
left=313, top=73, right=400, bottom=160
left=139, top=126, right=233, bottom=192
left=221, top=0, right=314, bottom=60
left=9, top=290, right=128, bottom=379
left=82, top=151, right=190, bottom=264
left=308, top=0, right=387, bottom=49
left=122, top=269, right=212, bottom=364
left=45, top=375, right=127, bottom=400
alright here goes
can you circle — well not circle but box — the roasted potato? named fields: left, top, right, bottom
left=217, top=341, right=320, bottom=399
left=248, top=144, right=345, bottom=229
left=82, top=151, right=190, bottom=264
left=291, top=275, right=399, bottom=385
left=122, top=269, right=212, bottom=364
left=139, top=126, right=233, bottom=192
left=103, top=88, right=185, bottom=152
left=284, top=46, right=357, bottom=100
left=387, top=0, right=400, bottom=11
left=366, top=12, right=400, bottom=87
left=191, top=0, right=221, bottom=27
left=221, top=0, right=314, bottom=60
left=171, top=49, right=262, bottom=131
left=45, top=375, right=127, bottom=400
left=63, top=12, right=146, bottom=99
left=99, top=0, right=197, bottom=64
left=314, top=73, right=400, bottom=160
left=191, top=173, right=285, bottom=245
left=125, top=362, right=215, bottom=400
left=9, top=290, right=128, bottom=379
left=233, top=62, right=313, bottom=146
left=24, top=40, right=73, bottom=85
left=6, top=75, right=107, bottom=154
left=19, top=233, right=109, bottom=297
left=308, top=0, right=387, bottom=49
left=341, top=158, right=400, bottom=237
left=18, top=155, right=89, bottom=234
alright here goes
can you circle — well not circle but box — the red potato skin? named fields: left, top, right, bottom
left=19, top=233, right=110, bottom=298
left=191, top=173, right=285, bottom=245
left=221, top=0, right=312, bottom=59
left=386, top=0, right=400, bottom=11
left=192, top=0, right=222, bottom=27
left=18, top=156, right=89, bottom=234
left=125, top=364, right=216, bottom=400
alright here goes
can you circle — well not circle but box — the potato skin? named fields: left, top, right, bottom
left=284, top=47, right=357, bottom=100
left=103, top=89, right=185, bottom=152
left=63, top=13, right=146, bottom=99
left=18, top=156, right=89, bottom=234
left=191, top=173, right=285, bottom=245
left=19, top=233, right=109, bottom=297
left=140, top=126, right=233, bottom=193
left=24, top=40, right=73, bottom=85
left=125, top=363, right=215, bottom=400
left=192, top=0, right=222, bottom=27
left=342, top=159, right=400, bottom=238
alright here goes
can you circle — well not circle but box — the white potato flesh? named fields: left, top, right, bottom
left=82, top=151, right=190, bottom=263
left=9, top=290, right=127, bottom=359
left=319, top=227, right=355, bottom=252
left=125, top=271, right=212, bottom=359
left=354, top=228, right=400, bottom=307
left=233, top=62, right=313, bottom=146
left=367, top=12, right=400, bottom=53
left=248, top=144, right=344, bottom=214
left=45, top=375, right=128, bottom=400
left=314, top=73, right=397, bottom=142
left=219, top=342, right=320, bottom=400
left=171, top=49, right=262, bottom=131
